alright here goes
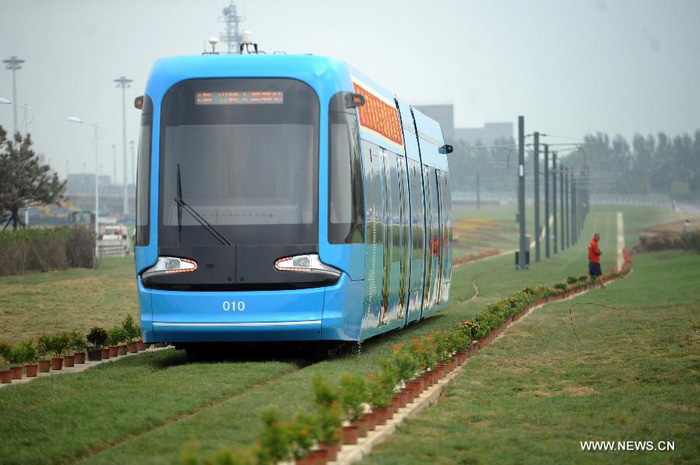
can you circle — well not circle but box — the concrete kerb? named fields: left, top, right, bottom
left=331, top=269, right=631, bottom=465
left=0, top=345, right=173, bottom=389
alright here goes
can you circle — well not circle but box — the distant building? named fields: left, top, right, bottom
left=454, top=122, right=514, bottom=146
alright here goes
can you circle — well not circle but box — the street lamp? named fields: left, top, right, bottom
left=67, top=116, right=100, bottom=259
left=114, top=76, right=133, bottom=217
left=3, top=55, right=25, bottom=136
left=0, top=98, right=32, bottom=134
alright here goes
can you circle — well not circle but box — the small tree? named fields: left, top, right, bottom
left=0, top=127, right=66, bottom=230
left=122, top=314, right=141, bottom=342
left=86, top=327, right=108, bottom=349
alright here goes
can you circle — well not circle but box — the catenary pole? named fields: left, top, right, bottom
left=517, top=116, right=527, bottom=270
left=544, top=144, right=550, bottom=258
left=534, top=132, right=540, bottom=262
left=552, top=152, right=558, bottom=254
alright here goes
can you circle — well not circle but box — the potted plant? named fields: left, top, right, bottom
left=7, top=344, right=25, bottom=379
left=288, top=411, right=318, bottom=464
left=70, top=330, right=88, bottom=364
left=312, top=373, right=342, bottom=460
left=0, top=341, right=12, bottom=384
left=106, top=327, right=129, bottom=357
left=86, top=326, right=108, bottom=360
left=122, top=314, right=140, bottom=353
left=338, top=373, right=366, bottom=443
left=38, top=333, right=52, bottom=372
left=50, top=332, right=71, bottom=370
left=18, top=340, right=39, bottom=377
left=256, top=405, right=290, bottom=465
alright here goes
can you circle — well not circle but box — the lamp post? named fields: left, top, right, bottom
left=67, top=116, right=100, bottom=259
left=114, top=76, right=133, bottom=217
left=3, top=55, right=24, bottom=136
left=1, top=98, right=32, bottom=134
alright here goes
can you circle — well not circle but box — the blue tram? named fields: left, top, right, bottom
left=134, top=54, right=453, bottom=351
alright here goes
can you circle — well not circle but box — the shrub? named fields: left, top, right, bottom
left=681, top=231, right=700, bottom=252
left=257, top=406, right=290, bottom=465
left=392, top=345, right=418, bottom=382
left=566, top=276, right=578, bottom=285
left=0, top=226, right=95, bottom=276
left=70, top=330, right=88, bottom=353
left=0, top=341, right=11, bottom=366
left=66, top=226, right=96, bottom=268
left=455, top=320, right=480, bottom=341
left=50, top=332, right=71, bottom=357
left=312, top=373, right=342, bottom=445
left=0, top=231, right=30, bottom=275
left=30, top=228, right=69, bottom=271
left=339, top=373, right=366, bottom=422
left=122, top=314, right=141, bottom=341
left=15, top=341, right=38, bottom=364
left=106, top=327, right=130, bottom=347
left=38, top=334, right=51, bottom=359
left=86, top=327, right=108, bottom=348
left=288, top=411, right=317, bottom=460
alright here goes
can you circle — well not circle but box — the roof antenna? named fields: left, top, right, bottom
left=239, top=30, right=259, bottom=54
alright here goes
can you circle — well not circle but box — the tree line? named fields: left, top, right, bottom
left=447, top=130, right=700, bottom=201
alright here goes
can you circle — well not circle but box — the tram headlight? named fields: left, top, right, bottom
left=274, top=254, right=341, bottom=278
left=142, top=256, right=198, bottom=278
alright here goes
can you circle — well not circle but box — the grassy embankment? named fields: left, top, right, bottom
left=0, top=205, right=694, bottom=464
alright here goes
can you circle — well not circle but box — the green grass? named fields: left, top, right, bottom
left=0, top=203, right=690, bottom=464
left=0, top=256, right=139, bottom=345
left=0, top=352, right=297, bottom=465
left=362, top=250, right=700, bottom=465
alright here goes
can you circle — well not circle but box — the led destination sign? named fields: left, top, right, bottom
left=195, top=91, right=284, bottom=105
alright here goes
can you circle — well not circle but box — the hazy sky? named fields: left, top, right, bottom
left=1, top=0, right=698, bottom=183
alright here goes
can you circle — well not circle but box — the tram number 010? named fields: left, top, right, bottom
left=222, top=300, right=246, bottom=312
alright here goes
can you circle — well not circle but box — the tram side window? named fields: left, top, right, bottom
left=135, top=95, right=153, bottom=246
left=409, top=159, right=424, bottom=259
left=329, top=92, right=364, bottom=244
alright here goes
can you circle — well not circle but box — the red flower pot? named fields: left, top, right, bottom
left=51, top=357, right=63, bottom=370
left=0, top=370, right=11, bottom=384
left=136, top=340, right=146, bottom=351
left=101, top=348, right=111, bottom=360
left=311, top=447, right=329, bottom=465
left=318, top=442, right=340, bottom=462
left=295, top=453, right=315, bottom=465
left=398, top=389, right=408, bottom=408
left=25, top=364, right=38, bottom=377
left=342, top=424, right=360, bottom=445
left=364, top=411, right=378, bottom=431
left=38, top=360, right=50, bottom=372
left=108, top=346, right=118, bottom=358
left=353, top=417, right=369, bottom=438
left=11, top=366, right=23, bottom=379
left=406, top=380, right=421, bottom=400
left=64, top=355, right=75, bottom=368
left=74, top=352, right=86, bottom=364
left=374, top=406, right=391, bottom=425
left=127, top=342, right=138, bottom=353
left=117, top=345, right=128, bottom=356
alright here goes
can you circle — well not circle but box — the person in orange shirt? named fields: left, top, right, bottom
left=588, top=233, right=604, bottom=288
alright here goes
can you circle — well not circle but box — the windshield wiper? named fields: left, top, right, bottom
left=175, top=164, right=231, bottom=247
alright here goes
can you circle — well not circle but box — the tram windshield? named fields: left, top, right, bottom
left=158, top=78, right=319, bottom=247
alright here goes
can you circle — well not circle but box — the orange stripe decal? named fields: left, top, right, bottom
left=353, top=82, right=404, bottom=147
